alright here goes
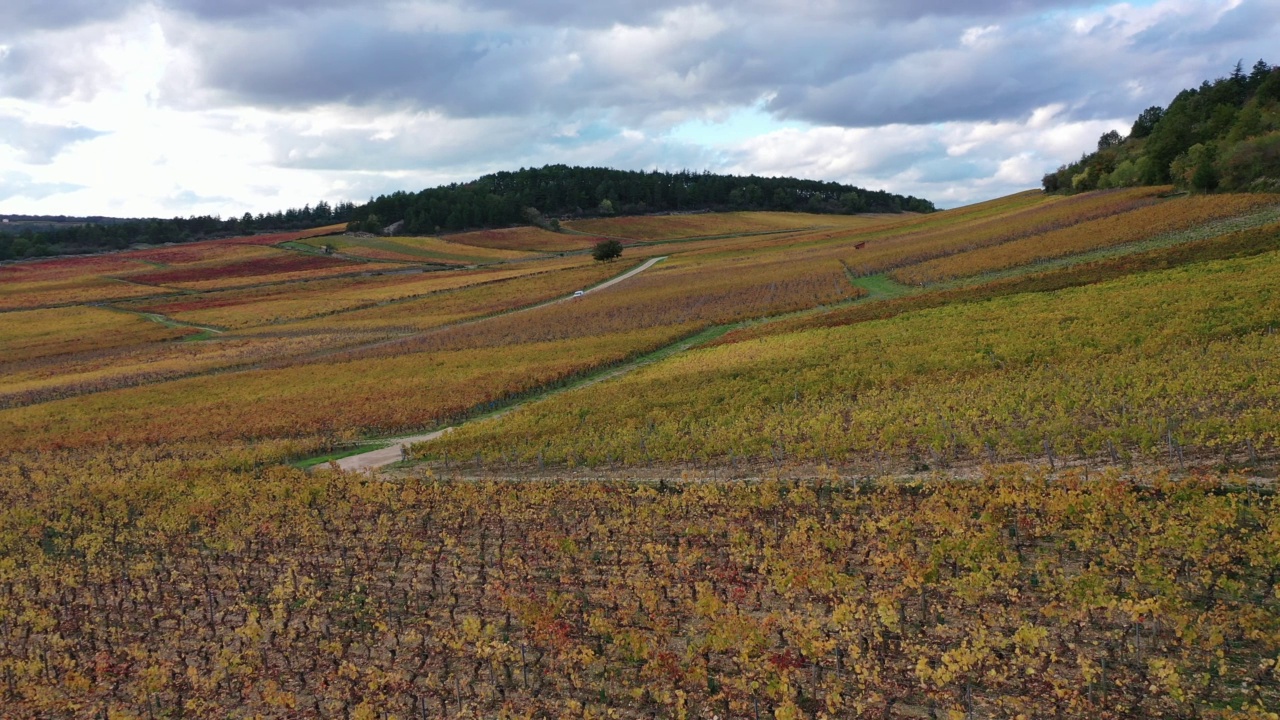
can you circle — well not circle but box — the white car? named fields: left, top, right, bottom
left=573, top=290, right=585, bottom=297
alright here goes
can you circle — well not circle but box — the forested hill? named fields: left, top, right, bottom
left=1, top=167, right=933, bottom=262
left=345, top=165, right=936, bottom=235
left=0, top=202, right=357, bottom=261
left=1044, top=59, right=1280, bottom=194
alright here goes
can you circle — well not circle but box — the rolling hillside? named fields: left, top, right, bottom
left=1, top=187, right=1278, bottom=718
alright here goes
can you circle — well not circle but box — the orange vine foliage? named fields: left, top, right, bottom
left=565, top=211, right=877, bottom=240
left=0, top=325, right=688, bottom=451
left=448, top=226, right=602, bottom=252
left=892, top=193, right=1280, bottom=285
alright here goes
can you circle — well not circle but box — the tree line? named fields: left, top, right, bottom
left=1044, top=59, right=1280, bottom=194
left=2, top=166, right=936, bottom=262
left=346, top=166, right=935, bottom=235
left=0, top=201, right=357, bottom=261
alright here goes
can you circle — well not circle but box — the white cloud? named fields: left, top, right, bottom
left=961, top=24, right=1000, bottom=47
left=726, top=106, right=1128, bottom=206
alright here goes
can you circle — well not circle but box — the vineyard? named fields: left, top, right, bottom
left=564, top=211, right=884, bottom=241
left=2, top=192, right=1279, bottom=718
left=248, top=260, right=633, bottom=335
left=131, top=255, right=595, bottom=330
left=0, top=457, right=1275, bottom=719
left=892, top=194, right=1280, bottom=285
left=449, top=226, right=602, bottom=252
left=0, top=306, right=194, bottom=365
left=426, top=247, right=1280, bottom=470
left=314, top=235, right=544, bottom=265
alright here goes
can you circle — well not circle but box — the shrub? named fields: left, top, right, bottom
left=592, top=238, right=623, bottom=262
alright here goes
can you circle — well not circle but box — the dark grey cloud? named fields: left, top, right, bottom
left=166, top=0, right=376, bottom=20
left=0, top=0, right=1100, bottom=36
left=0, top=1, right=133, bottom=34
left=0, top=116, right=103, bottom=163
left=192, top=19, right=542, bottom=116
left=450, top=0, right=1099, bottom=27
left=767, top=1, right=1280, bottom=127
left=7, top=0, right=1275, bottom=131
left=167, top=0, right=1276, bottom=134
left=0, top=0, right=383, bottom=35
left=181, top=7, right=958, bottom=122
left=767, top=32, right=1077, bottom=126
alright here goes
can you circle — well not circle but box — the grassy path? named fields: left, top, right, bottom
left=848, top=273, right=916, bottom=301
left=96, top=303, right=226, bottom=337
left=323, top=323, right=732, bottom=472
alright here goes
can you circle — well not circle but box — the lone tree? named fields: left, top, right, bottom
left=592, top=238, right=623, bottom=262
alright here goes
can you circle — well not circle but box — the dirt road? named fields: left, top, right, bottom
left=333, top=428, right=453, bottom=472
left=583, top=255, right=664, bottom=293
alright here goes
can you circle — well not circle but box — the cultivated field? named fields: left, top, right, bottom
left=2, top=193, right=1279, bottom=719
left=564, top=210, right=890, bottom=241
left=307, top=235, right=544, bottom=264
left=449, top=226, right=602, bottom=252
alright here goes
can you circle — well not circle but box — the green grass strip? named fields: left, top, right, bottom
left=293, top=443, right=389, bottom=469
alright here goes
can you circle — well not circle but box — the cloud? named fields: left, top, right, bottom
left=260, top=105, right=721, bottom=179
left=165, top=188, right=236, bottom=208
left=422, top=0, right=1103, bottom=27
left=0, top=1, right=134, bottom=33
left=156, top=0, right=1277, bottom=133
left=766, top=1, right=1280, bottom=128
left=0, top=0, right=1277, bottom=218
left=7, top=0, right=1276, bottom=127
left=0, top=171, right=83, bottom=201
left=266, top=111, right=549, bottom=171
left=0, top=0, right=1104, bottom=37
left=725, top=105, right=1126, bottom=207
left=0, top=115, right=104, bottom=163
left=194, top=24, right=509, bottom=112
left=1132, top=0, right=1280, bottom=51
left=0, top=7, right=178, bottom=102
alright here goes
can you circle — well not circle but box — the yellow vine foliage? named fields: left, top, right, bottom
left=0, top=456, right=1274, bottom=718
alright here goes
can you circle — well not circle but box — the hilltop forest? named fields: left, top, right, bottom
left=1045, top=59, right=1280, bottom=193
left=0, top=167, right=933, bottom=262
left=345, top=166, right=936, bottom=235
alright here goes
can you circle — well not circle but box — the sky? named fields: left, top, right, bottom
left=0, top=0, right=1276, bottom=217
